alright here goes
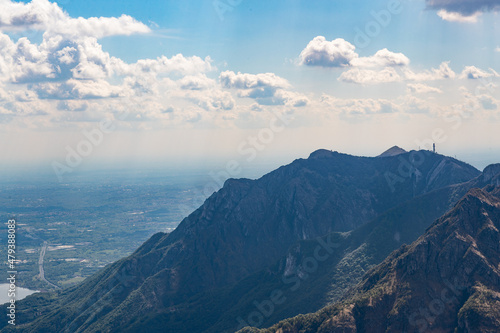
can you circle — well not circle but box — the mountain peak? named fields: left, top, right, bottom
left=463, top=186, right=499, bottom=203
left=377, top=145, right=407, bottom=157
left=482, top=163, right=500, bottom=183
left=308, top=149, right=339, bottom=159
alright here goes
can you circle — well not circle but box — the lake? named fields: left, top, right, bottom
left=0, top=284, right=38, bottom=304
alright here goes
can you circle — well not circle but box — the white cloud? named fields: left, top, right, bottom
left=13, top=89, right=38, bottom=102
left=220, top=71, right=290, bottom=89
left=407, top=83, right=443, bottom=94
left=339, top=67, right=401, bottom=84
left=0, top=2, right=498, bottom=131
left=34, top=79, right=123, bottom=99
left=0, top=12, right=226, bottom=128
left=2, top=36, right=54, bottom=83
left=455, top=86, right=499, bottom=114
left=57, top=100, right=89, bottom=112
left=219, top=70, right=306, bottom=107
left=351, top=48, right=410, bottom=67
left=320, top=94, right=400, bottom=115
left=248, top=103, right=263, bottom=112
left=402, top=62, right=456, bottom=81
left=0, top=33, right=126, bottom=83
left=437, top=9, right=481, bottom=23
left=478, top=94, right=498, bottom=110
left=338, top=61, right=498, bottom=86
left=299, top=36, right=357, bottom=67
left=178, top=74, right=215, bottom=90
left=0, top=28, right=215, bottom=95
left=185, top=89, right=235, bottom=112
left=48, top=14, right=151, bottom=39
left=403, top=95, right=433, bottom=114
left=427, top=0, right=500, bottom=23
left=460, top=66, right=499, bottom=79
left=0, top=0, right=150, bottom=39
left=300, top=37, right=409, bottom=69
left=129, top=54, right=213, bottom=77
left=56, top=46, right=78, bottom=65
left=273, top=90, right=310, bottom=107
left=0, top=105, right=14, bottom=123
left=320, top=93, right=440, bottom=116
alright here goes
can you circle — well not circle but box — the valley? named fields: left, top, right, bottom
left=0, top=169, right=227, bottom=292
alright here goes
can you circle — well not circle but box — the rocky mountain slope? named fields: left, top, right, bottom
left=201, top=164, right=500, bottom=332
left=0, top=149, right=482, bottom=333
left=241, top=187, right=500, bottom=333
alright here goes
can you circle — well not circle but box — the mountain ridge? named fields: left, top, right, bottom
left=240, top=187, right=500, bottom=333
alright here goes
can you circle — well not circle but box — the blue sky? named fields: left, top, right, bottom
left=1, top=0, right=499, bottom=178
left=58, top=0, right=499, bottom=70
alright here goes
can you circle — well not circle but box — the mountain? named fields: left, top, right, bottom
left=377, top=146, right=407, bottom=157
left=203, top=164, right=500, bottom=332
left=0, top=150, right=481, bottom=333
left=241, top=187, right=500, bottom=333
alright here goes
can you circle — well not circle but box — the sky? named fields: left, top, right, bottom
left=0, top=0, right=499, bottom=179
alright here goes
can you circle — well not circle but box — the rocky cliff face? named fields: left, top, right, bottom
left=244, top=187, right=500, bottom=333
left=477, top=163, right=500, bottom=187
left=0, top=150, right=481, bottom=333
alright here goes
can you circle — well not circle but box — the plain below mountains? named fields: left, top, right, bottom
left=2, top=148, right=499, bottom=333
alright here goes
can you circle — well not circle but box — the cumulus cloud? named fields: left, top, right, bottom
left=402, top=62, right=456, bottom=81
left=407, top=83, right=443, bottom=94
left=457, top=86, right=499, bottom=113
left=178, top=74, right=215, bottom=90
left=339, top=61, right=498, bottom=85
left=339, top=67, right=402, bottom=84
left=57, top=100, right=89, bottom=112
left=0, top=2, right=243, bottom=129
left=0, top=0, right=150, bottom=38
left=427, top=0, right=500, bottom=15
left=220, top=71, right=290, bottom=89
left=219, top=70, right=307, bottom=107
left=351, top=48, right=410, bottom=67
left=299, top=37, right=409, bottom=68
left=129, top=54, right=213, bottom=77
left=186, top=89, right=235, bottom=111
left=34, top=79, right=123, bottom=99
left=1, top=1, right=498, bottom=129
left=460, top=66, right=499, bottom=79
left=0, top=28, right=214, bottom=94
left=299, top=36, right=357, bottom=67
left=437, top=9, right=480, bottom=22
left=300, top=38, right=496, bottom=88
left=403, top=95, right=433, bottom=114
left=266, top=90, right=309, bottom=107
left=427, top=0, right=500, bottom=22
